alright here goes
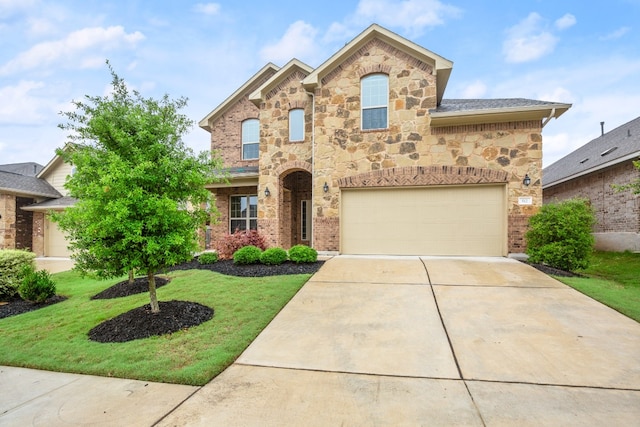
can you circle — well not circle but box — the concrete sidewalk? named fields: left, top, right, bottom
left=2, top=256, right=640, bottom=426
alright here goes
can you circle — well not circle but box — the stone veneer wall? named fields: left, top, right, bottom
left=308, top=37, right=542, bottom=253
left=32, top=212, right=45, bottom=256
left=0, top=194, right=15, bottom=250
left=543, top=161, right=640, bottom=234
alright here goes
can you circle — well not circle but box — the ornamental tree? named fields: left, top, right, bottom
left=54, top=63, right=224, bottom=313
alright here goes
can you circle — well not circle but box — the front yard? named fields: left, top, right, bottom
left=0, top=268, right=311, bottom=386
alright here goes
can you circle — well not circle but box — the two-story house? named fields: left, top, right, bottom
left=201, top=24, right=570, bottom=257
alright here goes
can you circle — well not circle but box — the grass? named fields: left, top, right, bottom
left=553, top=251, right=640, bottom=323
left=0, top=269, right=311, bottom=385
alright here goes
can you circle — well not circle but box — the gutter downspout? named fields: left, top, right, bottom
left=305, top=87, right=316, bottom=248
left=541, top=107, right=556, bottom=128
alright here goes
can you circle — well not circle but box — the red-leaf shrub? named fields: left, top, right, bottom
left=215, top=229, right=267, bottom=260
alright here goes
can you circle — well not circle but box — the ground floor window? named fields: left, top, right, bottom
left=301, top=199, right=311, bottom=241
left=230, top=195, right=257, bottom=232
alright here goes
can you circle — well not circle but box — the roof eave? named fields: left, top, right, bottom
left=205, top=173, right=259, bottom=189
left=0, top=187, right=62, bottom=199
left=249, top=59, right=314, bottom=104
left=430, top=103, right=571, bottom=127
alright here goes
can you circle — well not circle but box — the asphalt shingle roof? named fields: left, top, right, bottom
left=22, top=196, right=76, bottom=211
left=0, top=162, right=43, bottom=177
left=434, top=98, right=566, bottom=113
left=543, top=116, right=640, bottom=188
left=0, top=170, right=62, bottom=198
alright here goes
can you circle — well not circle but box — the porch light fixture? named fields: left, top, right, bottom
left=523, top=174, right=531, bottom=186
left=264, top=187, right=271, bottom=197
left=323, top=182, right=329, bottom=193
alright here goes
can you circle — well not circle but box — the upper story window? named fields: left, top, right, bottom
left=289, top=109, right=305, bottom=142
left=241, top=119, right=259, bottom=160
left=361, top=73, right=388, bottom=130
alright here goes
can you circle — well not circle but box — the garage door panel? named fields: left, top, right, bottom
left=341, top=186, right=506, bottom=256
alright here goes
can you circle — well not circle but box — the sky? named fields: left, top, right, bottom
left=1, top=0, right=639, bottom=169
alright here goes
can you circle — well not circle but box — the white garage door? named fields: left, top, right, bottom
left=341, top=185, right=506, bottom=256
left=45, top=216, right=71, bottom=257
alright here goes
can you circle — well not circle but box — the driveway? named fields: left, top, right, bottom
left=159, top=256, right=640, bottom=426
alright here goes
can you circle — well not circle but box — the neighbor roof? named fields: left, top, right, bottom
left=543, top=116, right=640, bottom=188
left=21, top=196, right=77, bottom=211
left=430, top=98, right=571, bottom=127
left=0, top=170, right=62, bottom=198
left=0, top=162, right=43, bottom=177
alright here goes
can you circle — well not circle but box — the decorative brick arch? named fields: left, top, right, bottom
left=358, top=64, right=392, bottom=78
left=237, top=110, right=259, bottom=122
left=274, top=161, right=312, bottom=179
left=337, top=166, right=510, bottom=188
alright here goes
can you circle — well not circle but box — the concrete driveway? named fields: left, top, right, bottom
left=159, top=256, right=640, bottom=426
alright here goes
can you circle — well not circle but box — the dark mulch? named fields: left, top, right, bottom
left=0, top=295, right=67, bottom=319
left=522, top=261, right=583, bottom=277
left=166, top=259, right=325, bottom=277
left=88, top=300, right=214, bottom=343
left=91, top=277, right=171, bottom=300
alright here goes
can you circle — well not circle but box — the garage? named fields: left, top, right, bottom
left=341, top=185, right=506, bottom=256
left=45, top=215, right=71, bottom=257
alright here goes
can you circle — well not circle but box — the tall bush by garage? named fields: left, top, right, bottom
left=0, top=250, right=36, bottom=298
left=525, top=198, right=596, bottom=272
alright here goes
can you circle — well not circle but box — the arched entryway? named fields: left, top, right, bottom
left=279, top=170, right=312, bottom=249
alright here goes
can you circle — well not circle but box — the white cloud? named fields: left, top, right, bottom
left=554, top=13, right=576, bottom=30
left=192, top=3, right=220, bottom=16
left=503, top=12, right=558, bottom=63
left=539, top=86, right=573, bottom=104
left=0, top=0, right=37, bottom=17
left=0, top=26, right=145, bottom=75
left=0, top=80, right=51, bottom=124
left=600, top=26, right=630, bottom=40
left=260, top=21, right=319, bottom=64
left=460, top=80, right=487, bottom=98
left=353, top=0, right=461, bottom=36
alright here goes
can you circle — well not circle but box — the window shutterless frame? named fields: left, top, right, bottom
left=361, top=74, right=389, bottom=130
left=229, top=194, right=257, bottom=232
left=241, top=119, right=259, bottom=160
left=289, top=109, right=305, bottom=142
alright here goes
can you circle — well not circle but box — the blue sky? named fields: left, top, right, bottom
left=1, top=0, right=639, bottom=168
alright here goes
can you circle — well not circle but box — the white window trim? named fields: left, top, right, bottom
left=241, top=119, right=259, bottom=160
left=289, top=108, right=305, bottom=142
left=361, top=73, right=389, bottom=131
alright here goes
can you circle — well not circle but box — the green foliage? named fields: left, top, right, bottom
left=18, top=265, right=56, bottom=303
left=526, top=198, right=596, bottom=271
left=612, top=160, right=640, bottom=194
left=215, top=230, right=267, bottom=260
left=53, top=62, right=224, bottom=312
left=198, top=252, right=218, bottom=265
left=288, top=245, right=318, bottom=263
left=0, top=250, right=36, bottom=298
left=260, top=247, right=288, bottom=265
left=233, top=245, right=262, bottom=265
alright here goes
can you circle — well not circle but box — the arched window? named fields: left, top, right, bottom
left=289, top=109, right=304, bottom=142
left=241, top=119, right=259, bottom=160
left=361, top=74, right=388, bottom=130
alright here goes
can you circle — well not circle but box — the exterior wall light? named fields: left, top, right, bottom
left=523, top=174, right=531, bottom=186
left=323, top=182, right=329, bottom=193
left=265, top=187, right=270, bottom=197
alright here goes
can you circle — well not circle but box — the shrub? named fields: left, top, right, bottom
left=233, top=245, right=263, bottom=265
left=288, top=245, right=318, bottom=263
left=198, top=252, right=218, bottom=265
left=0, top=250, right=36, bottom=298
left=526, top=198, right=596, bottom=272
left=216, top=230, right=267, bottom=260
left=260, top=247, right=288, bottom=265
left=18, top=264, right=56, bottom=303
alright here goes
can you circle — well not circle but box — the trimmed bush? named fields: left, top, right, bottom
left=216, top=230, right=267, bottom=260
left=0, top=250, right=36, bottom=298
left=198, top=252, right=218, bottom=265
left=260, top=247, right=288, bottom=265
left=526, top=198, right=596, bottom=272
left=233, top=245, right=263, bottom=265
left=18, top=264, right=56, bottom=303
left=288, top=245, right=318, bottom=263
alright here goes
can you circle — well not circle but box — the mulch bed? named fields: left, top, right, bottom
left=523, top=261, right=582, bottom=277
left=1, top=258, right=325, bottom=343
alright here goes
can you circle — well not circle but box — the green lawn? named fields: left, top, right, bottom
left=553, top=251, right=640, bottom=323
left=0, top=269, right=311, bottom=385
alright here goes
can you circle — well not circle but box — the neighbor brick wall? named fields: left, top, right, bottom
left=15, top=197, right=34, bottom=250
left=543, top=161, right=640, bottom=233
left=0, top=194, right=16, bottom=250
left=32, top=212, right=45, bottom=256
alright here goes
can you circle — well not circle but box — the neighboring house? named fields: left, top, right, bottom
left=543, top=116, right=640, bottom=252
left=0, top=154, right=75, bottom=257
left=201, top=24, right=571, bottom=256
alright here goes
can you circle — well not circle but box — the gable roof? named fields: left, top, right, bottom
left=0, top=169, right=62, bottom=198
left=249, top=59, right=314, bottom=104
left=302, top=24, right=453, bottom=106
left=543, top=116, right=640, bottom=188
left=430, top=98, right=571, bottom=127
left=199, top=63, right=280, bottom=132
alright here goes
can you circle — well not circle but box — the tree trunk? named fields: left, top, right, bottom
left=128, top=270, right=134, bottom=285
left=148, top=270, right=160, bottom=313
